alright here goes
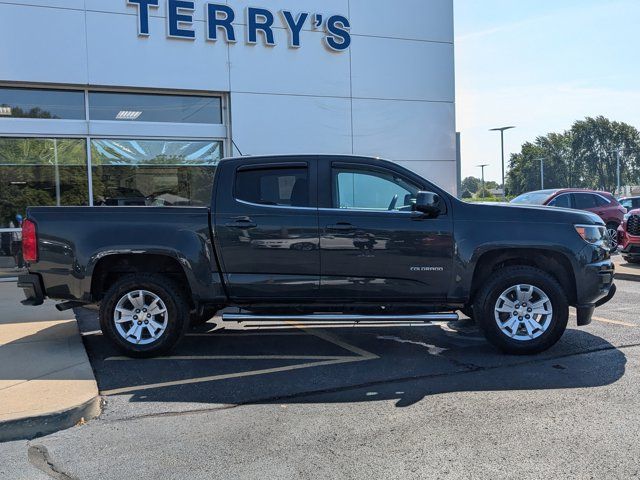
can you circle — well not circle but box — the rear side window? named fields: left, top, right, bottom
left=235, top=167, right=310, bottom=207
left=572, top=193, right=598, bottom=210
left=594, top=195, right=611, bottom=207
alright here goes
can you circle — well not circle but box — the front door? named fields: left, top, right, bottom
left=214, top=157, right=319, bottom=302
left=318, top=161, right=454, bottom=302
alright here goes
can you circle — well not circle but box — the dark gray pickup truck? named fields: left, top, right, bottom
left=18, top=155, right=616, bottom=357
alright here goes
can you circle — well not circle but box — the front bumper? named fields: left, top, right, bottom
left=618, top=228, right=640, bottom=258
left=574, top=245, right=616, bottom=326
left=18, top=274, right=45, bottom=306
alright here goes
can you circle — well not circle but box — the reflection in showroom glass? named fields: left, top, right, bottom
left=0, top=137, right=88, bottom=226
left=91, top=139, right=222, bottom=207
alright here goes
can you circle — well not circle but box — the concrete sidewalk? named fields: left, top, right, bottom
left=0, top=281, right=100, bottom=442
left=614, top=254, right=640, bottom=282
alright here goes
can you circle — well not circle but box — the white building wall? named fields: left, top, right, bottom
left=0, top=0, right=457, bottom=193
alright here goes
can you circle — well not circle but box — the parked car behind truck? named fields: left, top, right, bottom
left=511, top=188, right=626, bottom=249
left=18, top=155, right=616, bottom=357
left=618, top=209, right=640, bottom=263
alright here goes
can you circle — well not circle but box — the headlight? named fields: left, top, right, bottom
left=624, top=213, right=631, bottom=222
left=574, top=224, right=607, bottom=244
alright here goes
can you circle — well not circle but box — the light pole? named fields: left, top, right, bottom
left=534, top=157, right=545, bottom=190
left=490, top=126, right=516, bottom=198
left=477, top=164, right=489, bottom=199
left=616, top=149, right=622, bottom=196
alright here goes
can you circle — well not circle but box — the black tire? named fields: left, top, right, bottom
left=473, top=266, right=569, bottom=355
left=99, top=274, right=189, bottom=358
left=623, top=256, right=640, bottom=264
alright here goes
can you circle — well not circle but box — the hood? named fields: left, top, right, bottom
left=460, top=200, right=604, bottom=225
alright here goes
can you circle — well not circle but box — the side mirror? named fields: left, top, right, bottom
left=414, top=191, right=441, bottom=217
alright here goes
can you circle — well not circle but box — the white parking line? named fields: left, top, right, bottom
left=105, top=355, right=357, bottom=361
left=100, top=356, right=368, bottom=396
left=99, top=327, right=379, bottom=396
left=570, top=313, right=638, bottom=328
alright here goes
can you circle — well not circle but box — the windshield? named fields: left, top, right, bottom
left=510, top=191, right=554, bottom=205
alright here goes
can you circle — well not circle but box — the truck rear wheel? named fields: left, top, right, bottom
left=473, top=266, right=569, bottom=355
left=99, top=274, right=189, bottom=358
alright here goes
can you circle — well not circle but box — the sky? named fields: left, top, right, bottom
left=454, top=0, right=640, bottom=183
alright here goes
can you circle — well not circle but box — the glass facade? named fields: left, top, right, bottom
left=0, top=88, right=85, bottom=120
left=0, top=138, right=88, bottom=224
left=89, top=92, right=222, bottom=124
left=0, top=87, right=226, bottom=273
left=92, top=139, right=222, bottom=206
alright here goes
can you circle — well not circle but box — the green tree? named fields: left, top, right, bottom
left=461, top=176, right=481, bottom=193
left=506, top=116, right=640, bottom=196
left=571, top=116, right=640, bottom=192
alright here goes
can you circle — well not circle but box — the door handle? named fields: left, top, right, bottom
left=327, top=223, right=355, bottom=232
left=225, top=217, right=257, bottom=229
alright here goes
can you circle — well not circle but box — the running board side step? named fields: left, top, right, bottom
left=221, top=313, right=459, bottom=330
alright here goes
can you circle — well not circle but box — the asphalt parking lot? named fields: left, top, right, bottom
left=3, top=278, right=640, bottom=479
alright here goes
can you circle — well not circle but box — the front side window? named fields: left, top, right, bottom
left=235, top=167, right=310, bottom=207
left=333, top=167, right=419, bottom=212
left=548, top=194, right=571, bottom=208
left=89, top=92, right=222, bottom=124
left=91, top=139, right=221, bottom=207
left=0, top=87, right=85, bottom=120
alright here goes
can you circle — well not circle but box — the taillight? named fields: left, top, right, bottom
left=22, top=219, right=38, bottom=263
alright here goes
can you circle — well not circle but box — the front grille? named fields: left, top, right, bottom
left=628, top=215, right=640, bottom=236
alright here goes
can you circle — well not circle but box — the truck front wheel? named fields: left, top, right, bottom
left=99, top=274, right=189, bottom=358
left=473, top=266, right=569, bottom=355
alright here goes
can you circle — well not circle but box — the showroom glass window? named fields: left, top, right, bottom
left=0, top=138, right=89, bottom=225
left=0, top=87, right=225, bottom=215
left=0, top=88, right=85, bottom=119
left=91, top=139, right=222, bottom=206
left=89, top=92, right=222, bottom=124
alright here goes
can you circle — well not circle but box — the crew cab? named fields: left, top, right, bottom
left=18, top=155, right=616, bottom=357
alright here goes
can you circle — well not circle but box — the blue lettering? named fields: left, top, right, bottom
left=324, top=15, right=351, bottom=51
left=281, top=11, right=308, bottom=48
left=247, top=7, right=275, bottom=46
left=206, top=3, right=236, bottom=42
left=127, top=0, right=159, bottom=36
left=167, top=0, right=195, bottom=39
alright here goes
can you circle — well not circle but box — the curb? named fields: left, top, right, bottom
left=0, top=396, right=102, bottom=443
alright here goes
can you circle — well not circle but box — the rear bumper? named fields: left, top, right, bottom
left=17, top=274, right=45, bottom=306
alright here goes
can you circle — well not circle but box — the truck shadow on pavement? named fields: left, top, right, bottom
left=74, top=310, right=628, bottom=411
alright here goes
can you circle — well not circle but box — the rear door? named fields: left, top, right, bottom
left=213, top=157, right=319, bottom=301
left=318, top=159, right=454, bottom=301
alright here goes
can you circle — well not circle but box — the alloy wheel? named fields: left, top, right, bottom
left=113, top=290, right=169, bottom=345
left=607, top=227, right=619, bottom=251
left=494, top=284, right=553, bottom=342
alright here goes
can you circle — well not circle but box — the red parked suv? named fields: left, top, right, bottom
left=618, top=209, right=640, bottom=263
left=511, top=189, right=626, bottom=248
